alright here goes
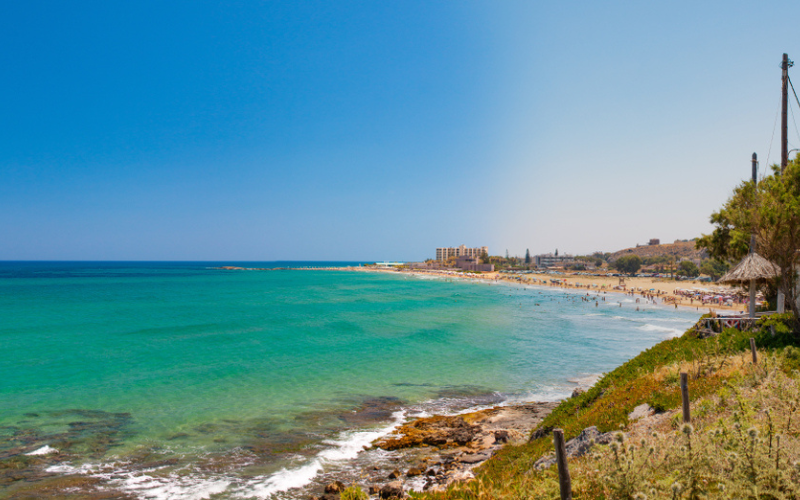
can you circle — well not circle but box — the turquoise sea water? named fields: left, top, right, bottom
left=0, top=262, right=700, bottom=499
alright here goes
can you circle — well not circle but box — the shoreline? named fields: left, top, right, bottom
left=268, top=265, right=746, bottom=314
left=303, top=399, right=562, bottom=500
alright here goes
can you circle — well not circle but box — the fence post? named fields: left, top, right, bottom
left=750, top=338, right=757, bottom=364
left=553, top=429, right=572, bottom=500
left=680, top=372, right=690, bottom=423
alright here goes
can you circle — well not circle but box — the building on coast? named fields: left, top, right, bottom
left=436, top=245, right=488, bottom=261
left=455, top=256, right=494, bottom=272
left=534, top=253, right=575, bottom=268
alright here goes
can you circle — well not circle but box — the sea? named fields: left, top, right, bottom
left=0, top=262, right=700, bottom=499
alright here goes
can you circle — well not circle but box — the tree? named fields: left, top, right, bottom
left=699, top=259, right=729, bottom=280
left=614, top=255, right=642, bottom=275
left=697, top=158, right=800, bottom=326
left=480, top=251, right=489, bottom=264
left=525, top=249, right=531, bottom=264
left=594, top=258, right=604, bottom=268
left=678, top=260, right=700, bottom=278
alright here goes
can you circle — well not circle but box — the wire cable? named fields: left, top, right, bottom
left=765, top=90, right=781, bottom=170
left=789, top=76, right=800, bottom=147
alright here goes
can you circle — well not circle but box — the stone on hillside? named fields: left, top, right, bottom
left=628, top=403, right=655, bottom=421
left=534, top=426, right=612, bottom=470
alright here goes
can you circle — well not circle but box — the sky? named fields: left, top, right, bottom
left=2, top=1, right=800, bottom=261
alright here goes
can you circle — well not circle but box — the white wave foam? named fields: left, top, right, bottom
left=237, top=410, right=406, bottom=499
left=111, top=472, right=232, bottom=500
left=46, top=460, right=232, bottom=500
left=26, top=445, right=58, bottom=455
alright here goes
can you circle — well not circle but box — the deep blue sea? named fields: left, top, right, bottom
left=0, top=262, right=700, bottom=499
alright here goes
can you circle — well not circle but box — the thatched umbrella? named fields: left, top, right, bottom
left=718, top=252, right=780, bottom=318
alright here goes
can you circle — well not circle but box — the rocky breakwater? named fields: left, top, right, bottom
left=310, top=402, right=558, bottom=499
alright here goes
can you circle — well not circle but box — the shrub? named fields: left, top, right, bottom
left=340, top=486, right=368, bottom=500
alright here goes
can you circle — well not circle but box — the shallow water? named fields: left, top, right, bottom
left=0, top=262, right=700, bottom=498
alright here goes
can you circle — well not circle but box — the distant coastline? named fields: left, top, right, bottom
left=215, top=264, right=746, bottom=313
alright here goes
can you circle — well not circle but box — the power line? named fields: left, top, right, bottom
left=765, top=90, right=781, bottom=170
left=789, top=76, right=800, bottom=147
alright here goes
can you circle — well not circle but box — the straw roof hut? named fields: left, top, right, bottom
left=718, top=253, right=780, bottom=284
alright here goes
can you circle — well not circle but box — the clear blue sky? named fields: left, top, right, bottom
left=2, top=1, right=799, bottom=261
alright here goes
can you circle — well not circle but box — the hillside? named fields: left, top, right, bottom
left=420, top=314, right=800, bottom=500
left=608, top=240, right=704, bottom=262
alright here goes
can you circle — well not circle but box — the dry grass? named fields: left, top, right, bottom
left=416, top=319, right=800, bottom=500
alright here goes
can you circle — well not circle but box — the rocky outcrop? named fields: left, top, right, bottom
left=379, top=481, right=404, bottom=499
left=374, top=415, right=481, bottom=451
left=324, top=481, right=346, bottom=494
left=534, top=426, right=613, bottom=470
left=628, top=403, right=655, bottom=420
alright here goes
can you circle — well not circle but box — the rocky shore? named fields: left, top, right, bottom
left=308, top=401, right=559, bottom=500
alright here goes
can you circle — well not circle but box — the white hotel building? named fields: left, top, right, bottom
left=436, top=245, right=488, bottom=261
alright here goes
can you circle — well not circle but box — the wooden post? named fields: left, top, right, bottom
left=750, top=338, right=758, bottom=364
left=553, top=429, right=572, bottom=500
left=680, top=372, right=690, bottom=423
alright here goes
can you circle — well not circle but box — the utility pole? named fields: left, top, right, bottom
left=781, top=53, right=794, bottom=172
left=749, top=153, right=757, bottom=319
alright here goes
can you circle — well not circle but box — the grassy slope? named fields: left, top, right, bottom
left=417, top=313, right=799, bottom=500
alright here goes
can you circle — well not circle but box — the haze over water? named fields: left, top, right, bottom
left=1, top=262, right=700, bottom=498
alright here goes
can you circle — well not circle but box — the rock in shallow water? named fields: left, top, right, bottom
left=405, top=467, right=423, bottom=477
left=379, top=481, right=404, bottom=499
left=324, top=481, right=346, bottom=494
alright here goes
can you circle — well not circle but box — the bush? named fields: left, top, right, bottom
left=340, top=486, right=368, bottom=500
left=646, top=391, right=673, bottom=413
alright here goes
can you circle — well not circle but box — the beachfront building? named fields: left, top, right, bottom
left=534, top=253, right=576, bottom=268
left=436, top=245, right=488, bottom=262
left=455, top=256, right=494, bottom=272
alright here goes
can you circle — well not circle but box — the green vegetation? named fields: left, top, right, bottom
left=699, top=259, right=729, bottom=280
left=697, top=157, right=800, bottom=325
left=341, top=486, right=369, bottom=500
left=678, top=260, right=700, bottom=277
left=614, top=255, right=642, bottom=275
left=418, top=314, right=800, bottom=500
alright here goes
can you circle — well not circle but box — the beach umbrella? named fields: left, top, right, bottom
left=718, top=252, right=780, bottom=318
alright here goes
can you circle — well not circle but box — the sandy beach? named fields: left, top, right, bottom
left=346, top=267, right=749, bottom=313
